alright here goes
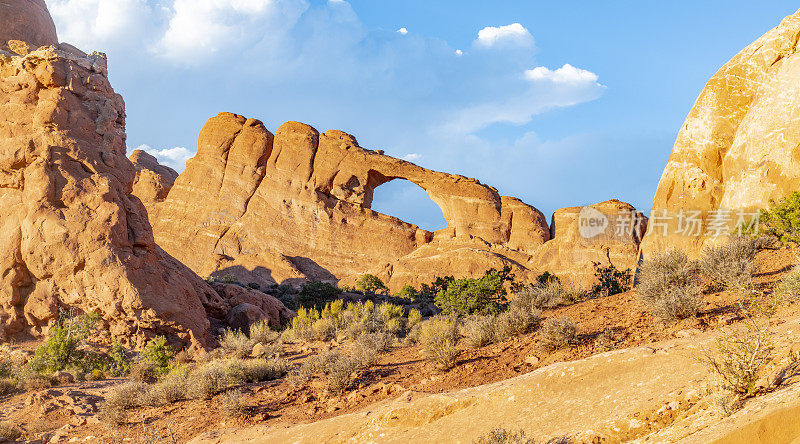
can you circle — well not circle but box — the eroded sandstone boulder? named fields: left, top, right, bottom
left=641, top=9, right=800, bottom=258
left=0, top=44, right=227, bottom=347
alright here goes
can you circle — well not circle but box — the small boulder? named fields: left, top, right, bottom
left=51, top=371, right=74, bottom=386
left=226, top=303, right=267, bottom=334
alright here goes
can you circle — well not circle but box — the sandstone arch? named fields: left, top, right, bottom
left=369, top=177, right=448, bottom=232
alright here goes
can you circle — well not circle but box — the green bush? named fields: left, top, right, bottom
left=356, top=274, right=389, bottom=295
left=419, top=276, right=455, bottom=302
left=590, top=262, right=632, bottom=297
left=536, top=271, right=561, bottom=286
left=298, top=281, right=341, bottom=309
left=108, top=341, right=131, bottom=376
left=636, top=250, right=702, bottom=322
left=756, top=191, right=800, bottom=245
left=30, top=311, right=100, bottom=373
left=395, top=285, right=419, bottom=301
left=140, top=336, right=174, bottom=376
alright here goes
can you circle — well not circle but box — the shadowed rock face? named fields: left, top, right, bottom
left=134, top=113, right=646, bottom=290
left=641, top=8, right=800, bottom=258
left=0, top=0, right=59, bottom=48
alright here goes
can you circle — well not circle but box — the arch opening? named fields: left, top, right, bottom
left=370, top=179, right=447, bottom=232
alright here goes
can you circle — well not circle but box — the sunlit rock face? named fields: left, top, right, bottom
left=642, top=9, right=800, bottom=258
left=134, top=113, right=647, bottom=291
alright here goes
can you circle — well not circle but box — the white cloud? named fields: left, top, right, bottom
left=441, top=64, right=604, bottom=134
left=46, top=0, right=155, bottom=51
left=455, top=49, right=463, bottom=56
left=402, top=153, right=422, bottom=162
left=137, top=145, right=194, bottom=172
left=475, top=23, right=534, bottom=49
left=525, top=64, right=599, bottom=84
left=397, top=27, right=408, bottom=35
left=155, top=0, right=308, bottom=63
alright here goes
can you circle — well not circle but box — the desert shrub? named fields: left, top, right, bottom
left=220, top=388, right=248, bottom=417
left=395, top=285, right=419, bottom=301
left=99, top=381, right=149, bottom=424
left=150, top=371, right=189, bottom=405
left=495, top=307, right=542, bottom=341
left=298, top=281, right=341, bottom=309
left=219, top=328, right=254, bottom=359
left=356, top=274, right=389, bottom=294
left=636, top=250, right=702, bottom=322
left=324, top=353, right=361, bottom=394
left=129, top=361, right=158, bottom=382
left=407, top=309, right=422, bottom=329
left=540, top=317, right=577, bottom=351
left=242, top=357, right=291, bottom=382
left=703, top=313, right=774, bottom=397
left=418, top=316, right=460, bottom=371
left=248, top=319, right=279, bottom=345
left=474, top=427, right=535, bottom=444
left=19, top=370, right=51, bottom=391
left=0, top=423, right=22, bottom=442
left=140, top=336, right=174, bottom=376
left=593, top=328, right=620, bottom=353
left=590, top=262, right=632, bottom=297
left=461, top=315, right=497, bottom=348
left=352, top=331, right=394, bottom=366
left=108, top=341, right=131, bottom=376
left=311, top=317, right=337, bottom=341
left=774, top=265, right=800, bottom=305
left=536, top=271, right=561, bottom=286
left=699, top=236, right=760, bottom=293
left=756, top=191, right=800, bottom=245
left=0, top=378, right=16, bottom=396
left=86, top=369, right=104, bottom=381
left=30, top=311, right=100, bottom=373
left=191, top=361, right=229, bottom=399
left=514, top=280, right=567, bottom=310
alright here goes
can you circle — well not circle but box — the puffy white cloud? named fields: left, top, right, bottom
left=46, top=0, right=156, bottom=51
left=440, top=64, right=604, bottom=134
left=137, top=145, right=194, bottom=171
left=475, top=23, right=534, bottom=49
left=402, top=153, right=422, bottom=162
left=397, top=27, right=408, bottom=35
left=155, top=0, right=309, bottom=63
left=525, top=64, right=599, bottom=84
left=455, top=49, right=463, bottom=56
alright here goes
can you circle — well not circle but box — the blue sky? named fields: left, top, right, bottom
left=46, top=1, right=800, bottom=231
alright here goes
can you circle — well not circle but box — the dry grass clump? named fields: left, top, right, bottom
left=515, top=280, right=570, bottom=309
left=593, top=328, right=619, bottom=353
left=773, top=265, right=800, bottom=305
left=539, top=317, right=577, bottom=351
left=129, top=361, right=158, bottom=382
left=323, top=352, right=361, bottom=394
left=352, top=332, right=394, bottom=366
left=636, top=249, right=702, bottom=322
left=418, top=316, right=460, bottom=372
left=474, top=427, right=535, bottom=444
left=220, top=388, right=248, bottom=418
left=99, top=381, right=149, bottom=425
left=241, top=357, right=292, bottom=383
left=461, top=315, right=497, bottom=348
left=248, top=319, right=280, bottom=345
left=495, top=307, right=542, bottom=340
left=0, top=422, right=22, bottom=442
left=219, top=328, right=255, bottom=359
left=285, top=300, right=411, bottom=343
left=191, top=361, right=230, bottom=400
left=699, top=236, right=760, bottom=293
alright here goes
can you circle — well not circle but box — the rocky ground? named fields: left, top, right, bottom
left=1, top=248, right=798, bottom=443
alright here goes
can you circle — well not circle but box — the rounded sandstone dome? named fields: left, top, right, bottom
left=0, top=0, right=58, bottom=48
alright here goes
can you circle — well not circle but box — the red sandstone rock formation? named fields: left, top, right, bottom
left=133, top=113, right=646, bottom=291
